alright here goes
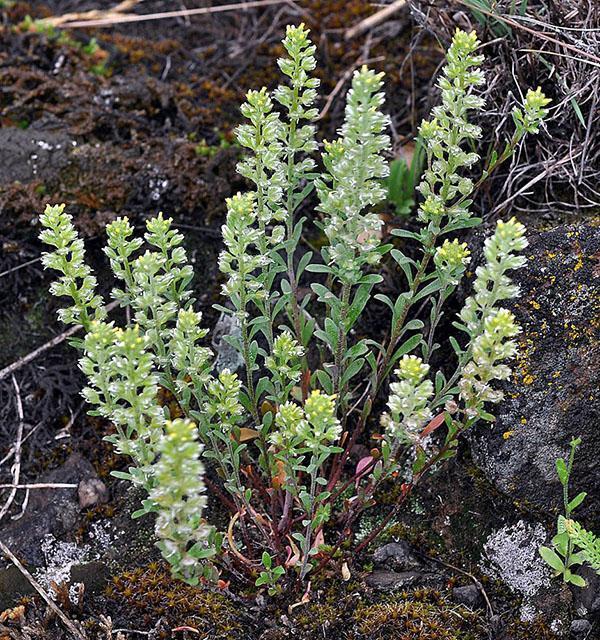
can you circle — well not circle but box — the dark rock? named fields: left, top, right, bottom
left=0, top=453, right=95, bottom=567
left=78, top=477, right=109, bottom=509
left=451, top=584, right=483, bottom=609
left=0, top=566, right=34, bottom=604
left=365, top=569, right=443, bottom=591
left=0, top=127, right=71, bottom=184
left=372, top=541, right=422, bottom=572
left=70, top=561, right=109, bottom=593
left=470, top=224, right=600, bottom=521
left=0, top=453, right=102, bottom=607
left=570, top=619, right=592, bottom=639
left=573, top=566, right=600, bottom=615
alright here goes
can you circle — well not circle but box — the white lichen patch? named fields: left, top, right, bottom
left=35, top=522, right=115, bottom=596
left=481, top=520, right=552, bottom=620
left=36, top=535, right=91, bottom=592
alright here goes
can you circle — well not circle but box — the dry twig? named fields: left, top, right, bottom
left=0, top=376, right=24, bottom=523
left=0, top=540, right=87, bottom=640
left=0, top=482, right=78, bottom=489
left=53, top=0, right=290, bottom=29
left=345, top=0, right=407, bottom=40
left=44, top=0, right=141, bottom=27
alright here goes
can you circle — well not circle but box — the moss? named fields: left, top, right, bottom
left=106, top=562, right=247, bottom=639
left=352, top=589, right=485, bottom=639
left=279, top=579, right=486, bottom=640
left=504, top=617, right=560, bottom=640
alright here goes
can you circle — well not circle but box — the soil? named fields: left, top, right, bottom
left=0, top=2, right=592, bottom=639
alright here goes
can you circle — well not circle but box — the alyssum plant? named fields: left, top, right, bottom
left=40, top=26, right=549, bottom=589
left=539, top=438, right=600, bottom=587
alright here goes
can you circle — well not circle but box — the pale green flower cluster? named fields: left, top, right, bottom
left=434, top=238, right=471, bottom=285
left=272, top=390, right=341, bottom=452
left=460, top=217, right=528, bottom=332
left=79, top=322, right=163, bottom=484
left=150, top=419, right=215, bottom=585
left=265, top=331, right=304, bottom=403
left=169, top=309, right=212, bottom=403
left=105, top=213, right=195, bottom=369
left=458, top=218, right=528, bottom=416
left=513, top=86, right=552, bottom=134
left=417, top=30, right=484, bottom=226
left=274, top=23, right=319, bottom=175
left=459, top=309, right=521, bottom=411
left=205, top=369, right=244, bottom=430
left=219, top=192, right=272, bottom=309
left=39, top=204, right=105, bottom=331
left=317, top=67, right=391, bottom=284
left=381, top=355, right=434, bottom=444
left=236, top=87, right=285, bottom=226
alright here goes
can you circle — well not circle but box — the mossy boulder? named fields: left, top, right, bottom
left=470, top=222, right=599, bottom=522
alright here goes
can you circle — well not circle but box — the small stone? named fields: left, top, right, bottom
left=570, top=619, right=592, bottom=639
left=78, top=477, right=109, bottom=509
left=372, top=541, right=422, bottom=571
left=365, top=569, right=442, bottom=591
left=452, top=584, right=483, bottom=609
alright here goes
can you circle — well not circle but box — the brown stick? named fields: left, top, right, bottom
left=345, top=0, right=407, bottom=40
left=0, top=376, right=24, bottom=523
left=57, top=0, right=291, bottom=28
left=0, top=483, right=78, bottom=489
left=44, top=0, right=141, bottom=26
left=0, top=540, right=87, bottom=640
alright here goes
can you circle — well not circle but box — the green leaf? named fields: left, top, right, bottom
left=341, top=357, right=365, bottom=385
left=297, top=251, right=314, bottom=278
left=391, top=228, right=421, bottom=241
left=568, top=492, right=587, bottom=512
left=314, top=369, right=333, bottom=394
left=539, top=546, right=565, bottom=573
left=551, top=531, right=569, bottom=556
left=567, top=573, right=587, bottom=588
left=555, top=458, right=568, bottom=485
left=306, top=263, right=332, bottom=274
left=390, top=333, right=423, bottom=367
left=346, top=283, right=373, bottom=330
left=413, top=279, right=442, bottom=303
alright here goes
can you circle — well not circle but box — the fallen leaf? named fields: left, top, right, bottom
left=420, top=412, right=446, bottom=439
left=272, top=459, right=287, bottom=490
left=341, top=562, right=351, bottom=581
left=238, top=427, right=260, bottom=442
left=0, top=605, right=25, bottom=624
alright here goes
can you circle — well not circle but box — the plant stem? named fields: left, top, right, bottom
left=283, top=88, right=304, bottom=348
left=299, top=460, right=318, bottom=579
left=333, top=282, right=351, bottom=408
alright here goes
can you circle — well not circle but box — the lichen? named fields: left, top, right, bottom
left=481, top=520, right=551, bottom=621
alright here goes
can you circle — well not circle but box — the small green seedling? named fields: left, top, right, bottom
left=385, top=140, right=424, bottom=217
left=255, top=552, right=286, bottom=596
left=539, top=438, right=588, bottom=587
